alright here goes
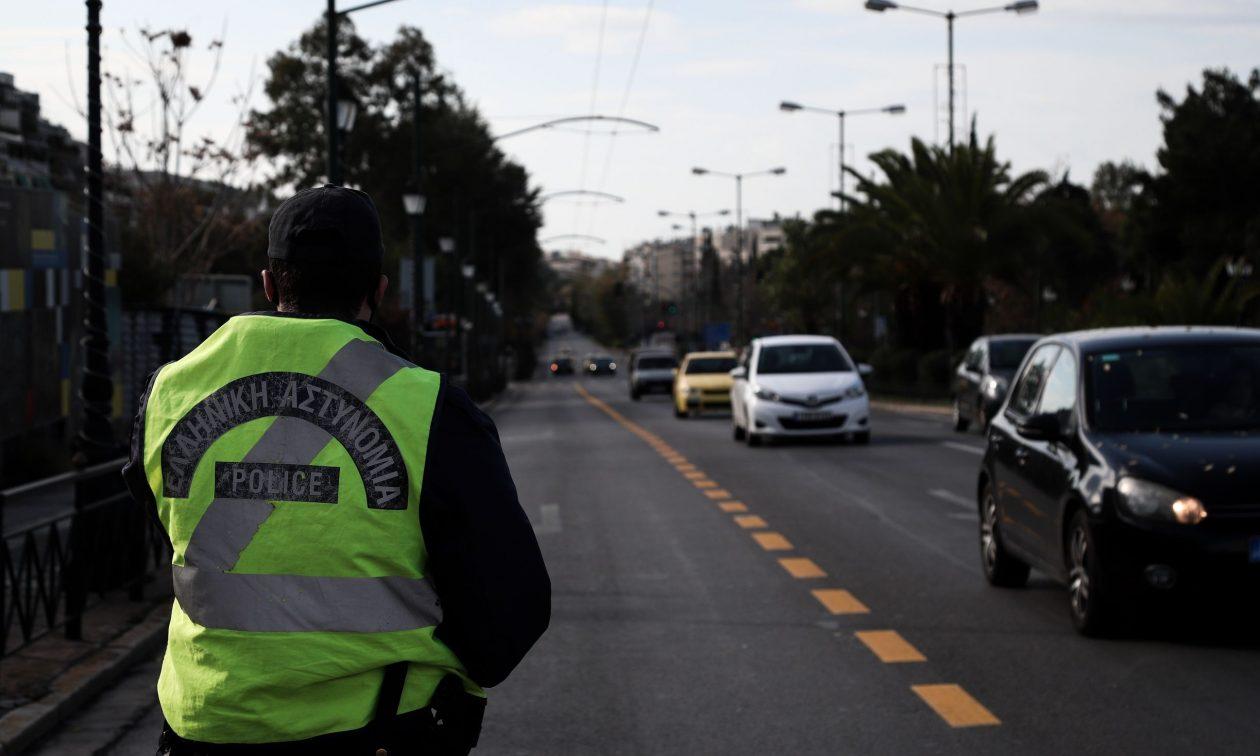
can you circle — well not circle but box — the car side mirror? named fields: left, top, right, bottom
left=730, top=366, right=747, bottom=381
left=858, top=363, right=874, bottom=377
left=1016, top=411, right=1062, bottom=441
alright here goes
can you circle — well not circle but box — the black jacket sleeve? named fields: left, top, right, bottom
left=122, top=367, right=163, bottom=521
left=420, top=380, right=551, bottom=688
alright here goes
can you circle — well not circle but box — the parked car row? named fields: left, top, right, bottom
left=974, top=326, right=1260, bottom=636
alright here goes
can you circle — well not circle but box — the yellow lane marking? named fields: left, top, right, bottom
left=855, top=630, right=926, bottom=663
left=683, top=471, right=707, bottom=479
left=811, top=589, right=869, bottom=615
left=664, top=456, right=687, bottom=464
left=693, top=480, right=718, bottom=489
left=703, top=489, right=732, bottom=500
left=779, top=557, right=826, bottom=578
left=734, top=515, right=768, bottom=529
left=911, top=684, right=1001, bottom=728
left=674, top=463, right=697, bottom=471
left=719, top=502, right=748, bottom=512
left=752, top=532, right=793, bottom=551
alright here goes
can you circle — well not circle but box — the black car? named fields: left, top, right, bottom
left=548, top=356, right=575, bottom=376
left=584, top=354, right=617, bottom=376
left=953, top=334, right=1039, bottom=432
left=978, top=327, right=1260, bottom=635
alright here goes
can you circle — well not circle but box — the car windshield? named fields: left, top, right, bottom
left=686, top=357, right=737, bottom=374
left=1086, top=344, right=1260, bottom=432
left=594, top=357, right=614, bottom=367
left=989, top=339, right=1037, bottom=370
left=757, top=344, right=851, bottom=374
left=637, top=356, right=676, bottom=370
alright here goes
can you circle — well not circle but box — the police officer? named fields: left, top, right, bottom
left=123, top=185, right=550, bottom=755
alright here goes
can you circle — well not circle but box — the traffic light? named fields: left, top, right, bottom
left=667, top=303, right=678, bottom=315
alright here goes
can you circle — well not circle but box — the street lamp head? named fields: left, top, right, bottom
left=461, top=263, right=475, bottom=280
left=657, top=210, right=669, bottom=217
left=779, top=101, right=803, bottom=112
left=336, top=98, right=358, bottom=132
left=717, top=209, right=731, bottom=216
left=885, top=104, right=907, bottom=115
left=865, top=0, right=898, bottom=11
left=1007, top=0, right=1038, bottom=12
left=691, top=167, right=709, bottom=175
left=402, top=191, right=426, bottom=217
left=770, top=167, right=787, bottom=175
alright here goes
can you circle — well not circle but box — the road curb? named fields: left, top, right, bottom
left=0, top=604, right=169, bottom=755
left=870, top=398, right=953, bottom=418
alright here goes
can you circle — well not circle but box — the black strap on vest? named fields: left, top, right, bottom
left=374, top=661, right=410, bottom=724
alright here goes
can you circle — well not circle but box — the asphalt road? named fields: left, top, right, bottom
left=41, top=329, right=1260, bottom=754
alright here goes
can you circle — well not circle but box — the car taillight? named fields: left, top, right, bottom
left=550, top=363, right=558, bottom=372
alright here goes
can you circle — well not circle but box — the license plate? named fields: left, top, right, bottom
left=1250, top=537, right=1260, bottom=563
left=794, top=411, right=833, bottom=422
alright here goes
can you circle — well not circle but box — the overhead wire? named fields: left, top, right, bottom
left=571, top=0, right=611, bottom=233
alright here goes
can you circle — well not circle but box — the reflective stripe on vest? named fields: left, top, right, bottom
left=165, top=335, right=440, bottom=633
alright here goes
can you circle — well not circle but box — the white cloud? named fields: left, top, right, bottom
left=490, top=4, right=677, bottom=55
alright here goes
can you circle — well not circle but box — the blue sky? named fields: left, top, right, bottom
left=6, top=1, right=1260, bottom=259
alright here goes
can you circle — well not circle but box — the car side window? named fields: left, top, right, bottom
left=1037, top=350, right=1078, bottom=419
left=1007, top=345, right=1061, bottom=417
left=964, top=340, right=984, bottom=372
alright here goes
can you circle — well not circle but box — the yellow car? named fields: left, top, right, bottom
left=673, top=351, right=739, bottom=418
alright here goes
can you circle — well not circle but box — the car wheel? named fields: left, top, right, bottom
left=953, top=398, right=971, bottom=432
left=733, top=422, right=746, bottom=441
left=979, top=482, right=1030, bottom=588
left=747, top=431, right=763, bottom=447
left=631, top=388, right=641, bottom=401
left=852, top=431, right=871, bottom=445
left=674, top=403, right=686, bottom=418
left=1066, top=510, right=1120, bottom=636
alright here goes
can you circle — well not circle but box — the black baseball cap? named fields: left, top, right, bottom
left=267, top=184, right=384, bottom=265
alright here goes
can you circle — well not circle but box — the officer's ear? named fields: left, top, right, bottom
left=262, top=269, right=277, bottom=304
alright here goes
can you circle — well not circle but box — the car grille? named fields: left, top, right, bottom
left=779, top=414, right=848, bottom=430
left=778, top=393, right=844, bottom=408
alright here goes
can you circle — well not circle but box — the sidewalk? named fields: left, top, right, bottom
left=0, top=579, right=171, bottom=755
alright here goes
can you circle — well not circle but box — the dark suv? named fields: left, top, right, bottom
left=977, top=327, right=1260, bottom=635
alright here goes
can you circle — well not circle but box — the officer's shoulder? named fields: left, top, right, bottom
left=437, top=381, right=499, bottom=439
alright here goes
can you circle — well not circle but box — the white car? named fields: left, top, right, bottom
left=730, top=335, right=872, bottom=446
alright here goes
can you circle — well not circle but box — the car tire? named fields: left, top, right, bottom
left=980, top=482, right=1030, bottom=588
left=674, top=403, right=686, bottom=419
left=852, top=431, right=871, bottom=445
left=953, top=398, right=971, bottom=432
left=631, top=387, right=641, bottom=401
left=1066, top=509, right=1122, bottom=637
left=747, top=431, right=763, bottom=447
left=732, top=422, right=746, bottom=442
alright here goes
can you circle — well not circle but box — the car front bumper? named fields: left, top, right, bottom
left=1099, top=512, right=1260, bottom=591
left=746, top=395, right=871, bottom=436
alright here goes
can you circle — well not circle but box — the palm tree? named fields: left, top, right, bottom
left=841, top=129, right=1047, bottom=354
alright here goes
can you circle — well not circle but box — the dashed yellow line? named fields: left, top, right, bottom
left=734, top=515, right=768, bottom=529
left=693, top=480, right=718, bottom=489
left=719, top=502, right=748, bottom=513
left=778, top=557, right=826, bottom=578
left=811, top=589, right=869, bottom=615
left=752, top=532, right=793, bottom=551
left=912, top=685, right=1001, bottom=728
left=704, top=489, right=732, bottom=500
left=855, top=630, right=926, bottom=663
left=682, top=470, right=707, bottom=480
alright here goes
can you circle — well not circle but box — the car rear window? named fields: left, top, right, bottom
left=989, top=339, right=1038, bottom=370
left=637, top=356, right=676, bottom=370
left=685, top=357, right=737, bottom=374
left=757, top=344, right=851, bottom=374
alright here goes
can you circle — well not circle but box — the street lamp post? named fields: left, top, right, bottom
left=325, top=0, right=404, bottom=184
left=691, top=167, right=786, bottom=343
left=659, top=209, right=730, bottom=346
left=403, top=69, right=425, bottom=360
left=779, top=101, right=905, bottom=209
left=864, top=0, right=1037, bottom=148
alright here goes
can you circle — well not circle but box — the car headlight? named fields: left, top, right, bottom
left=844, top=384, right=866, bottom=399
left=753, top=385, right=780, bottom=402
left=981, top=375, right=1008, bottom=400
left=1116, top=477, right=1207, bottom=525
left=609, top=362, right=616, bottom=370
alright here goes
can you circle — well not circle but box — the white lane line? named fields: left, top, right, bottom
left=940, top=441, right=985, bottom=456
left=533, top=503, right=562, bottom=535
left=929, top=488, right=974, bottom=510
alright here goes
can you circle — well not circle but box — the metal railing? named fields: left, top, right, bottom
left=1, top=458, right=171, bottom=659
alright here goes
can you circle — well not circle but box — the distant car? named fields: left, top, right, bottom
left=978, top=327, right=1260, bottom=635
left=628, top=350, right=678, bottom=399
left=584, top=354, right=617, bottom=376
left=673, top=351, right=738, bottom=418
left=548, top=356, right=575, bottom=376
left=730, top=335, right=872, bottom=446
left=953, top=334, right=1039, bottom=432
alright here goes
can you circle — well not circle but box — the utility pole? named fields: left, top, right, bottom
left=326, top=0, right=339, bottom=184
left=78, top=0, right=116, bottom=461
